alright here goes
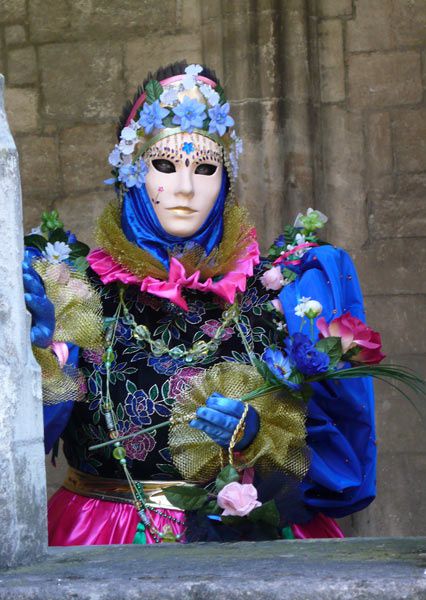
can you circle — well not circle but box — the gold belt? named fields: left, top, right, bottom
left=63, top=467, right=188, bottom=510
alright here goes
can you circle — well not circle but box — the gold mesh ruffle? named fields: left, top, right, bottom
left=169, top=362, right=309, bottom=484
left=95, top=201, right=255, bottom=282
left=34, top=261, right=103, bottom=350
left=33, top=346, right=86, bottom=405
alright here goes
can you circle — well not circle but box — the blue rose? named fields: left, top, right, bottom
left=286, top=333, right=330, bottom=376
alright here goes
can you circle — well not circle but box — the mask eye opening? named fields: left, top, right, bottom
left=152, top=159, right=176, bottom=174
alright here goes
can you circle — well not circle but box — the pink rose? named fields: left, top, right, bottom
left=51, top=341, right=69, bottom=367
left=260, top=266, right=284, bottom=291
left=200, top=319, right=234, bottom=341
left=317, top=312, right=385, bottom=364
left=217, top=482, right=262, bottom=517
left=47, top=262, right=70, bottom=284
left=271, top=298, right=284, bottom=313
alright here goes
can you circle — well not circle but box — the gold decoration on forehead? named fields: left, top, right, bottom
left=143, top=132, right=223, bottom=166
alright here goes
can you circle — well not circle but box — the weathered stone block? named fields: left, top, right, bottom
left=367, top=112, right=392, bottom=182
left=39, top=42, right=124, bottom=121
left=348, top=51, right=422, bottom=109
left=318, top=19, right=345, bottom=103
left=352, top=239, right=426, bottom=296
left=364, top=295, right=426, bottom=354
left=4, top=25, right=26, bottom=46
left=354, top=452, right=426, bottom=537
left=125, top=35, right=202, bottom=95
left=177, top=0, right=202, bottom=31
left=346, top=0, right=394, bottom=52
left=0, top=0, right=26, bottom=23
left=28, top=0, right=70, bottom=43
left=201, top=20, right=224, bottom=79
left=392, top=107, right=426, bottom=172
left=70, top=0, right=176, bottom=37
left=54, top=190, right=112, bottom=247
left=201, top=1, right=222, bottom=22
left=59, top=124, right=115, bottom=194
left=317, top=0, right=352, bottom=18
left=7, top=46, right=37, bottom=85
left=392, top=0, right=426, bottom=47
left=368, top=173, right=426, bottom=239
left=320, top=105, right=367, bottom=249
left=4, top=88, right=38, bottom=133
left=17, top=135, right=61, bottom=200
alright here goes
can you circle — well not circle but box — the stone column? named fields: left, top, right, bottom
left=0, top=75, right=47, bottom=568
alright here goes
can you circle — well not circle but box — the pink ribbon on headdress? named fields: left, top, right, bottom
left=126, top=74, right=218, bottom=127
left=273, top=242, right=319, bottom=266
left=88, top=237, right=260, bottom=311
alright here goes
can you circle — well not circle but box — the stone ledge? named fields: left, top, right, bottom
left=0, top=538, right=425, bottom=599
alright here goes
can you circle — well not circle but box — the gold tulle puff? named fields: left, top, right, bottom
left=95, top=200, right=255, bottom=282
left=169, top=362, right=309, bottom=484
left=33, top=260, right=104, bottom=405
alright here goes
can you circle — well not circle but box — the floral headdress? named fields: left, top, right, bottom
left=106, top=64, right=243, bottom=195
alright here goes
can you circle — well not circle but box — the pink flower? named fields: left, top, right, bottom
left=200, top=319, right=234, bottom=341
left=122, top=426, right=156, bottom=461
left=66, top=278, right=92, bottom=300
left=51, top=341, right=69, bottom=367
left=317, top=312, right=385, bottom=364
left=260, top=266, right=285, bottom=291
left=217, top=482, right=262, bottom=517
left=271, top=298, right=284, bottom=313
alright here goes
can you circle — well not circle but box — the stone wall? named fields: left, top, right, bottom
left=0, top=0, right=424, bottom=536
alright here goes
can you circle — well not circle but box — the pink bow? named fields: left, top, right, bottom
left=88, top=238, right=260, bottom=311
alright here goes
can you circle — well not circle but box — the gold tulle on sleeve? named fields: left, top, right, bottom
left=168, top=362, right=309, bottom=484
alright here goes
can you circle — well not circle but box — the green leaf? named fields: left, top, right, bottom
left=48, top=228, right=68, bottom=243
left=215, top=464, right=240, bottom=492
left=161, top=379, right=170, bottom=400
left=149, top=384, right=159, bottom=401
left=221, top=515, right=243, bottom=527
left=24, top=234, right=47, bottom=252
left=198, top=500, right=222, bottom=516
left=116, top=403, right=125, bottom=421
left=162, top=114, right=175, bottom=128
left=145, top=79, right=164, bottom=104
left=215, top=83, right=227, bottom=104
left=162, top=328, right=171, bottom=346
left=69, top=241, right=90, bottom=259
left=126, top=380, right=137, bottom=395
left=164, top=485, right=208, bottom=510
left=73, top=256, right=89, bottom=273
left=248, top=500, right=280, bottom=527
left=157, top=463, right=181, bottom=477
left=316, top=336, right=342, bottom=368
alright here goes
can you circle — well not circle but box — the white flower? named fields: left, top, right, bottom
left=118, top=126, right=138, bottom=155
left=303, top=300, right=323, bottom=319
left=199, top=83, right=220, bottom=106
left=128, top=119, right=140, bottom=130
left=108, top=146, right=122, bottom=167
left=229, top=131, right=243, bottom=178
left=286, top=233, right=308, bottom=258
left=43, top=241, right=71, bottom=264
left=30, top=225, right=42, bottom=235
left=160, top=87, right=179, bottom=105
left=294, top=296, right=312, bottom=317
left=185, top=64, right=203, bottom=77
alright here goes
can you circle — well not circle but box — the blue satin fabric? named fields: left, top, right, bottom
left=121, top=171, right=228, bottom=268
left=44, top=344, right=79, bottom=453
left=280, top=246, right=376, bottom=518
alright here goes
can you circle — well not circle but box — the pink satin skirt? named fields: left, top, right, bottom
left=48, top=487, right=343, bottom=546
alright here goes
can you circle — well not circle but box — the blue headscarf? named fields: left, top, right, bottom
left=121, top=170, right=228, bottom=269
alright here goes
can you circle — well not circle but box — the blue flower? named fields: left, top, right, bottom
left=172, top=96, right=206, bottom=133
left=208, top=102, right=234, bottom=136
left=263, top=348, right=293, bottom=382
left=118, top=157, right=148, bottom=189
left=286, top=333, right=330, bottom=376
left=274, top=234, right=286, bottom=248
left=125, top=390, right=154, bottom=426
left=147, top=355, right=185, bottom=376
left=182, top=141, right=195, bottom=155
left=138, top=100, right=169, bottom=135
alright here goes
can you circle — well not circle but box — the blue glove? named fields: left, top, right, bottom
left=22, top=247, right=55, bottom=348
left=190, top=392, right=260, bottom=451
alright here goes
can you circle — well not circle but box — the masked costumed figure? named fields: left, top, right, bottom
left=23, top=62, right=376, bottom=545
